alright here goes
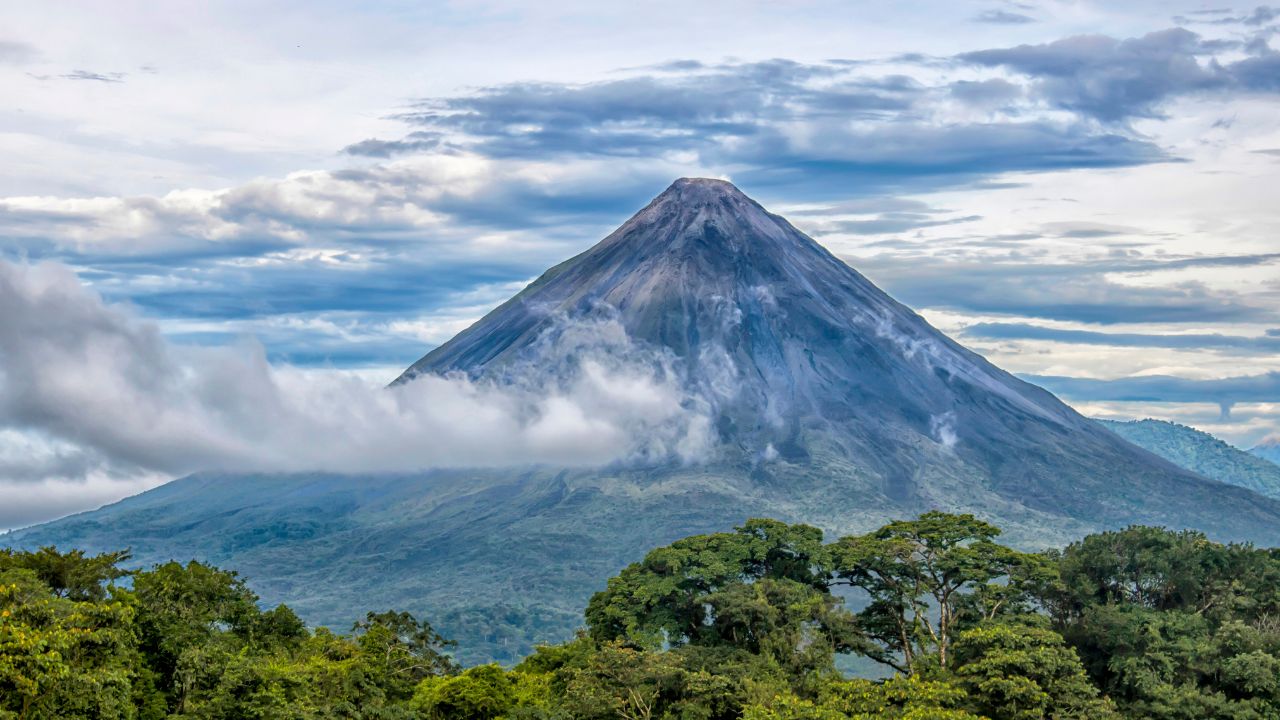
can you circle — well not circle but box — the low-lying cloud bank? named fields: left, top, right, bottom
left=0, top=260, right=713, bottom=526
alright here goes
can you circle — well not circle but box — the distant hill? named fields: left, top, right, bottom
left=1098, top=419, right=1280, bottom=499
left=1253, top=436, right=1280, bottom=466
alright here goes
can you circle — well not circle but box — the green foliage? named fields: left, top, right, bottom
left=950, top=620, right=1117, bottom=720
left=352, top=610, right=457, bottom=700
left=586, top=519, right=828, bottom=644
left=558, top=642, right=690, bottom=720
left=745, top=674, right=983, bottom=720
left=11, top=515, right=1280, bottom=719
left=414, top=664, right=516, bottom=719
left=1048, top=525, right=1276, bottom=617
left=830, top=512, right=1047, bottom=673
left=0, top=546, right=131, bottom=601
left=0, top=568, right=137, bottom=720
left=131, top=560, right=265, bottom=713
left=0, top=548, right=454, bottom=719
left=1045, top=525, right=1280, bottom=719
left=1098, top=419, right=1280, bottom=500
left=585, top=519, right=868, bottom=689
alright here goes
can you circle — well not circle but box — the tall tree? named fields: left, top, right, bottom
left=131, top=560, right=263, bottom=714
left=1046, top=526, right=1280, bottom=719
left=0, top=547, right=131, bottom=601
left=585, top=519, right=873, bottom=683
left=951, top=621, right=1118, bottom=720
left=352, top=610, right=457, bottom=700
left=0, top=565, right=137, bottom=720
left=559, top=642, right=693, bottom=720
left=830, top=511, right=1047, bottom=672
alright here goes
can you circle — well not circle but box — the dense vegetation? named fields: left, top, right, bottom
left=1098, top=418, right=1280, bottom=499
left=6, top=513, right=1280, bottom=719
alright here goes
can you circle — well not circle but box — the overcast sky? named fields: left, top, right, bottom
left=2, top=1, right=1279, bottom=528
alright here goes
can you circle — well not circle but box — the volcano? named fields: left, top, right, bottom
left=9, top=178, right=1280, bottom=664
left=395, top=177, right=1265, bottom=520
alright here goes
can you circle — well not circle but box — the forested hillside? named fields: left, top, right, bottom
left=1098, top=418, right=1280, bottom=499
left=6, top=514, right=1280, bottom=719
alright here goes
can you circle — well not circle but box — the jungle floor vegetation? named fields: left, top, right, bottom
left=5, top=512, right=1280, bottom=719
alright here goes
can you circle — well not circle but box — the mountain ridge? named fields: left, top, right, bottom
left=1097, top=418, right=1280, bottom=499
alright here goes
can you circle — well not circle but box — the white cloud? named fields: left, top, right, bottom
left=0, top=260, right=713, bottom=528
left=0, top=155, right=480, bottom=258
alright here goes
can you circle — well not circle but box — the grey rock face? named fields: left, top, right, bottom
left=395, top=178, right=1271, bottom=530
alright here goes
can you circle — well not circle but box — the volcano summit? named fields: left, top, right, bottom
left=400, top=177, right=1272, bottom=526
left=10, top=178, right=1280, bottom=663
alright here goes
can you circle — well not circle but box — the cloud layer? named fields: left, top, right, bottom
left=960, top=28, right=1280, bottom=122
left=353, top=57, right=1171, bottom=184
left=0, top=260, right=713, bottom=527
left=1028, top=372, right=1280, bottom=418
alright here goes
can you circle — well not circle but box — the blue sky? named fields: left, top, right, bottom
left=1, top=1, right=1279, bottom=526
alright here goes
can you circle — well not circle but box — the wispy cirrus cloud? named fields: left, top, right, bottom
left=972, top=9, right=1037, bottom=25
left=948, top=77, right=1023, bottom=107
left=1175, top=6, right=1279, bottom=26
left=342, top=131, right=442, bottom=158
left=59, top=69, right=127, bottom=83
